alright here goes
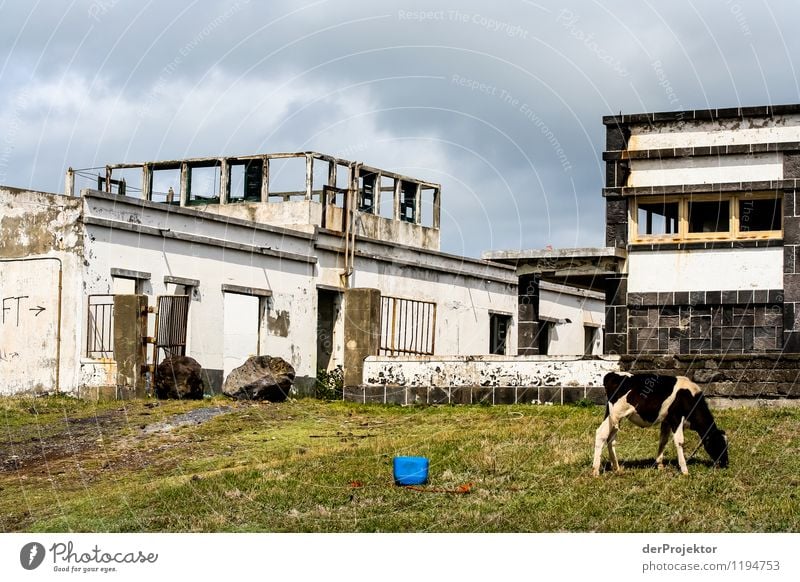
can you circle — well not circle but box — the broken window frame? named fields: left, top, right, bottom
left=186, top=161, right=222, bottom=206
left=634, top=197, right=681, bottom=239
left=489, top=312, right=512, bottom=355
left=686, top=195, right=732, bottom=239
left=358, top=170, right=377, bottom=214
left=630, top=192, right=783, bottom=244
left=737, top=192, right=783, bottom=238
left=227, top=158, right=264, bottom=203
left=399, top=181, right=419, bottom=224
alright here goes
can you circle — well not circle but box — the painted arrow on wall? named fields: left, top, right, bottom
left=29, top=306, right=46, bottom=317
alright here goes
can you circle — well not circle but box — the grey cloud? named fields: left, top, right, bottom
left=2, top=0, right=800, bottom=256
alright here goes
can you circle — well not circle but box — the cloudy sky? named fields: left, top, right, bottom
left=1, top=0, right=798, bottom=257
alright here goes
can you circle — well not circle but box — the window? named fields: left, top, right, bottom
left=399, top=181, right=418, bottom=223
left=537, top=322, right=551, bottom=356
left=740, top=196, right=781, bottom=233
left=688, top=200, right=729, bottom=234
left=358, top=171, right=376, bottom=213
left=187, top=163, right=221, bottom=205
left=584, top=326, right=600, bottom=356
left=630, top=192, right=782, bottom=243
left=229, top=160, right=263, bottom=203
left=637, top=201, right=679, bottom=237
left=110, top=268, right=150, bottom=294
left=489, top=313, right=512, bottom=355
left=379, top=296, right=436, bottom=355
left=86, top=295, right=114, bottom=358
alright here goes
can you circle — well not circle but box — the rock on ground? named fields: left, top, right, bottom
left=155, top=356, right=205, bottom=399
left=223, top=355, right=295, bottom=401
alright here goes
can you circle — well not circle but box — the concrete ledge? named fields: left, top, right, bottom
left=343, top=385, right=609, bottom=405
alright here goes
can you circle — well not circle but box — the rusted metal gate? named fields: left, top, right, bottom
left=152, top=295, right=190, bottom=366
left=379, top=295, right=436, bottom=356
left=86, top=294, right=115, bottom=358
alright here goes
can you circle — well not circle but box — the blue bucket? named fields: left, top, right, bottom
left=393, top=456, right=429, bottom=486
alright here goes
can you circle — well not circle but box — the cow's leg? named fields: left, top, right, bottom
left=673, top=417, right=689, bottom=475
left=592, top=416, right=614, bottom=477
left=656, top=422, right=671, bottom=470
left=607, top=425, right=621, bottom=473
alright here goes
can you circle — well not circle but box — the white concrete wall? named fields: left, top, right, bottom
left=83, top=225, right=319, bottom=386
left=83, top=192, right=517, bottom=391
left=0, top=188, right=85, bottom=396
left=363, top=355, right=619, bottom=390
left=628, top=153, right=782, bottom=187
left=628, top=115, right=800, bottom=150
left=539, top=284, right=604, bottom=355
left=2, top=188, right=518, bottom=396
left=627, top=247, right=783, bottom=293
left=338, top=261, right=517, bottom=357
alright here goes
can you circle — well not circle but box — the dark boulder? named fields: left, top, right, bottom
left=155, top=356, right=204, bottom=399
left=222, top=355, right=295, bottom=401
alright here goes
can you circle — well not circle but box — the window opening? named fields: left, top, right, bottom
left=400, top=181, right=417, bottom=223
left=688, top=200, right=730, bottom=234
left=358, top=171, right=376, bottom=213
left=739, top=197, right=781, bottom=233
left=637, top=202, right=679, bottom=236
left=489, top=313, right=512, bottom=355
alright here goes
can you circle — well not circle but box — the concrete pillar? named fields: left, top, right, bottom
left=114, top=294, right=149, bottom=399
left=605, top=275, right=628, bottom=355
left=343, top=288, right=382, bottom=387
left=517, top=274, right=540, bottom=355
left=783, top=188, right=800, bottom=352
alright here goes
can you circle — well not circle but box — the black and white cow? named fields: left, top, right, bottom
left=592, top=372, right=729, bottom=476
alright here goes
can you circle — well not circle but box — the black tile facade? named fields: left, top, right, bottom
left=626, top=291, right=784, bottom=354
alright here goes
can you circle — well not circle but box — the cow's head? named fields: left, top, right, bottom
left=703, top=428, right=729, bottom=469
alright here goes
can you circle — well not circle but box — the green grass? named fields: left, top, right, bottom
left=1, top=396, right=798, bottom=532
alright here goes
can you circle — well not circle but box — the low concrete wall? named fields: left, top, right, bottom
left=620, top=354, right=800, bottom=399
left=351, top=355, right=620, bottom=405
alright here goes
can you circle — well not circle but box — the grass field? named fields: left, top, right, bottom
left=1, top=395, right=798, bottom=532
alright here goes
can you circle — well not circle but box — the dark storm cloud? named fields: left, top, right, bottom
left=1, top=0, right=800, bottom=256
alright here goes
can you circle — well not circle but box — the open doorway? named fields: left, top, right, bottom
left=317, top=289, right=342, bottom=372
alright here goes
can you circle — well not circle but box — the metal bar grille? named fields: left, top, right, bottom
left=86, top=294, right=114, bottom=358
left=154, top=295, right=190, bottom=364
left=379, top=296, right=436, bottom=356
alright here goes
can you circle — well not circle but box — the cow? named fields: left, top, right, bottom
left=592, top=372, right=728, bottom=476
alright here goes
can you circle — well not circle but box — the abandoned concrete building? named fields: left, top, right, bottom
left=1, top=151, right=530, bottom=398
left=6, top=104, right=799, bottom=403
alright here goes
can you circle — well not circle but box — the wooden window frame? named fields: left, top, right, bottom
left=629, top=192, right=783, bottom=244
left=629, top=196, right=684, bottom=243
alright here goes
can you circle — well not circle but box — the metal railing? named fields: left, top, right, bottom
left=86, top=294, right=114, bottom=358
left=153, top=295, right=190, bottom=364
left=380, top=296, right=436, bottom=356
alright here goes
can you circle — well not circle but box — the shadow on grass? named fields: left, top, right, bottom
left=598, top=457, right=721, bottom=472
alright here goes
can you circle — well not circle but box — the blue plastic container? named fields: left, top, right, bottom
left=393, top=456, right=429, bottom=486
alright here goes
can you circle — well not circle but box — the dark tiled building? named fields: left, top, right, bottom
left=604, top=105, right=800, bottom=355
